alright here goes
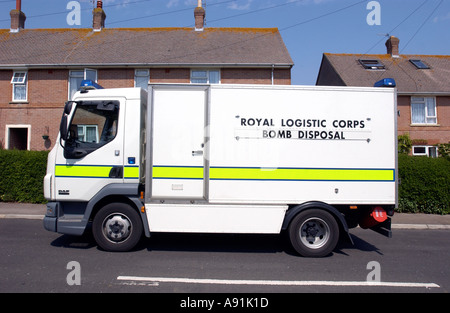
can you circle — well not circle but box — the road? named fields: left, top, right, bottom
left=0, top=218, right=448, bottom=299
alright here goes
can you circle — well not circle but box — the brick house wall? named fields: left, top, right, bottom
left=0, top=67, right=291, bottom=150
left=397, top=95, right=450, bottom=145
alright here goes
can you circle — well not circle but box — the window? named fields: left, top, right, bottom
left=410, top=59, right=430, bottom=69
left=63, top=100, right=119, bottom=159
left=68, top=69, right=98, bottom=100
left=11, top=71, right=28, bottom=101
left=359, top=59, right=385, bottom=70
left=77, top=125, right=99, bottom=143
left=413, top=146, right=438, bottom=158
left=411, top=97, right=437, bottom=125
left=135, top=69, right=149, bottom=90
left=191, top=69, right=220, bottom=84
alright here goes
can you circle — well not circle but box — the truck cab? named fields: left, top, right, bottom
left=43, top=84, right=148, bottom=247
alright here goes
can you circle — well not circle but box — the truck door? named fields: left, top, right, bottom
left=150, top=86, right=207, bottom=200
left=55, top=98, right=125, bottom=201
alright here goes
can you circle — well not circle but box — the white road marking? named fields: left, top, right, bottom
left=117, top=276, right=439, bottom=288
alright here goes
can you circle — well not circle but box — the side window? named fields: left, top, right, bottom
left=64, top=100, right=119, bottom=158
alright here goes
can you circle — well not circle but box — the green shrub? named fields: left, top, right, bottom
left=438, top=142, right=450, bottom=161
left=398, top=154, right=449, bottom=215
left=398, top=133, right=412, bottom=154
left=0, top=150, right=48, bottom=203
left=1, top=150, right=449, bottom=215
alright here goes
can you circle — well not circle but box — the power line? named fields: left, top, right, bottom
left=205, top=0, right=307, bottom=25
left=0, top=0, right=155, bottom=23
left=362, top=0, right=430, bottom=55
left=0, top=0, right=368, bottom=65
left=401, top=0, right=444, bottom=53
left=107, top=0, right=237, bottom=26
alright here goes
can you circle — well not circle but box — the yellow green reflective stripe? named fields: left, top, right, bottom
left=124, top=166, right=139, bottom=179
left=55, top=164, right=112, bottom=178
left=55, top=165, right=140, bottom=179
left=151, top=166, right=394, bottom=181
left=210, top=167, right=394, bottom=182
left=153, top=166, right=204, bottom=179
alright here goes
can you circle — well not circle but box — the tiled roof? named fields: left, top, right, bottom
left=318, top=53, right=450, bottom=93
left=0, top=27, right=293, bottom=68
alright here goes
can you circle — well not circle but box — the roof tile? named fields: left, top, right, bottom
left=320, top=53, right=450, bottom=93
left=0, top=27, right=293, bottom=68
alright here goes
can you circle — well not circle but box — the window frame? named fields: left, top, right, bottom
left=409, top=59, right=430, bottom=69
left=68, top=69, right=98, bottom=100
left=412, top=145, right=438, bottom=158
left=410, top=96, right=437, bottom=125
left=190, top=69, right=220, bottom=84
left=358, top=59, right=385, bottom=70
left=77, top=125, right=99, bottom=143
left=11, top=71, right=28, bottom=102
left=134, top=69, right=150, bottom=89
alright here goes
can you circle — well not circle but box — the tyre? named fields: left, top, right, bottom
left=288, top=209, right=339, bottom=257
left=92, top=203, right=143, bottom=252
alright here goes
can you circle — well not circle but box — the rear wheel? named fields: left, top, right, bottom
left=93, top=203, right=143, bottom=252
left=288, top=209, right=339, bottom=257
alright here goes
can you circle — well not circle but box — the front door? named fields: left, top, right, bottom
left=150, top=86, right=207, bottom=199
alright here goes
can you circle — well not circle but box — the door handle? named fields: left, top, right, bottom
left=192, top=150, right=203, bottom=156
left=109, top=166, right=123, bottom=178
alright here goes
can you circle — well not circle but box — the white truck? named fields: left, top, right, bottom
left=43, top=81, right=397, bottom=257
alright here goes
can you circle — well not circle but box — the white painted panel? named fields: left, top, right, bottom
left=146, top=203, right=288, bottom=233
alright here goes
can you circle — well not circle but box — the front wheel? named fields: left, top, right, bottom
left=288, top=209, right=339, bottom=257
left=93, top=203, right=143, bottom=252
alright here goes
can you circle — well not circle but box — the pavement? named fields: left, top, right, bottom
left=0, top=202, right=449, bottom=230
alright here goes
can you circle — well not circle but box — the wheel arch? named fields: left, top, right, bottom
left=282, top=201, right=353, bottom=245
left=85, top=183, right=150, bottom=238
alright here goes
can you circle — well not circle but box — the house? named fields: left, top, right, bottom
left=0, top=0, right=293, bottom=151
left=316, top=36, right=450, bottom=157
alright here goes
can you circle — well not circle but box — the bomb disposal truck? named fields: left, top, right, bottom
left=43, top=81, right=397, bottom=257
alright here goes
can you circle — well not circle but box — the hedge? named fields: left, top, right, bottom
left=398, top=154, right=449, bottom=215
left=0, top=150, right=448, bottom=214
left=0, top=150, right=48, bottom=204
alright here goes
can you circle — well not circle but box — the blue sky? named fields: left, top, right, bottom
left=0, top=0, right=449, bottom=85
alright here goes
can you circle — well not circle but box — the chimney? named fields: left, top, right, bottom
left=93, top=1, right=106, bottom=32
left=10, top=0, right=26, bottom=33
left=385, top=36, right=400, bottom=58
left=194, top=0, right=205, bottom=31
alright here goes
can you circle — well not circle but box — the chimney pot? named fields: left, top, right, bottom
left=93, top=1, right=106, bottom=32
left=386, top=36, right=400, bottom=58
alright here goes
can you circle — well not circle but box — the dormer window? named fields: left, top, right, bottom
left=359, top=59, right=385, bottom=70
